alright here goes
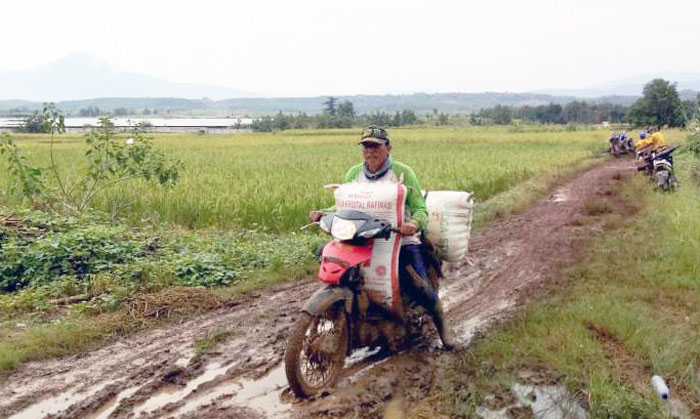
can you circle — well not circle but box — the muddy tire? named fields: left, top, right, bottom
left=285, top=305, right=349, bottom=398
left=612, top=144, right=620, bottom=158
left=656, top=171, right=669, bottom=191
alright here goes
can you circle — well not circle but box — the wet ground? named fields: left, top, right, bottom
left=0, top=158, right=639, bottom=419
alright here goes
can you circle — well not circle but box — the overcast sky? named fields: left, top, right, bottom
left=1, top=0, right=699, bottom=97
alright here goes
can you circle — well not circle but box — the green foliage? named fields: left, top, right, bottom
left=194, top=327, right=237, bottom=354
left=0, top=208, right=323, bottom=295
left=0, top=134, right=44, bottom=198
left=323, top=96, right=338, bottom=116
left=686, top=106, right=700, bottom=157
left=628, top=79, right=685, bottom=127
left=250, top=98, right=421, bottom=132
left=0, top=214, right=145, bottom=292
left=78, top=106, right=104, bottom=117
left=337, top=100, right=355, bottom=118
left=66, top=117, right=182, bottom=212
left=20, top=103, right=65, bottom=134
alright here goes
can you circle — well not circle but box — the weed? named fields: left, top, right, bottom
left=194, top=327, right=237, bottom=354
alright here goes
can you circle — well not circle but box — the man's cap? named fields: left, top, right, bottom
left=359, top=125, right=390, bottom=145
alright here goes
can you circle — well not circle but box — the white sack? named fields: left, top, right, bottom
left=334, top=182, right=407, bottom=314
left=424, top=191, right=474, bottom=262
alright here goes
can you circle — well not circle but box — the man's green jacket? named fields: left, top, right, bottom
left=339, top=160, right=428, bottom=232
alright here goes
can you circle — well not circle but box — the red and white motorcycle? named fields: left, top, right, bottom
left=285, top=184, right=440, bottom=398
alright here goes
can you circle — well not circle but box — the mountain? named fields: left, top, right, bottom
left=534, top=72, right=700, bottom=97
left=0, top=92, right=644, bottom=117
left=0, top=53, right=262, bottom=101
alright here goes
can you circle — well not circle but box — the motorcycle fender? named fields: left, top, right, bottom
left=302, top=285, right=353, bottom=316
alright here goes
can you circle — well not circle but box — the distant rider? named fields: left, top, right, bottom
left=309, top=125, right=455, bottom=350
left=636, top=126, right=665, bottom=151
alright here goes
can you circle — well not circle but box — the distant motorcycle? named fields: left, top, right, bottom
left=652, top=146, right=679, bottom=192
left=609, top=131, right=633, bottom=158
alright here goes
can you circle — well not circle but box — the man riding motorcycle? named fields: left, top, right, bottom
left=309, top=125, right=455, bottom=349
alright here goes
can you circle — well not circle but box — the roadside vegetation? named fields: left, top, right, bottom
left=440, top=139, right=700, bottom=417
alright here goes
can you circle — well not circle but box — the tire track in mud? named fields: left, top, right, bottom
left=0, top=158, right=638, bottom=419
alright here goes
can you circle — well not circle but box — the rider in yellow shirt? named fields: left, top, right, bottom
left=636, top=126, right=665, bottom=151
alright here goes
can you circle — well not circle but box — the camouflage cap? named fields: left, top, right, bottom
left=359, top=125, right=390, bottom=145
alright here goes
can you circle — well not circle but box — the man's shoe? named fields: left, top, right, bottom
left=431, top=301, right=455, bottom=350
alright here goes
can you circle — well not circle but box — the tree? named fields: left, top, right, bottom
left=628, top=79, right=685, bottom=127
left=323, top=97, right=338, bottom=116
left=337, top=100, right=355, bottom=118
left=490, top=105, right=513, bottom=125
left=79, top=107, right=103, bottom=117
left=392, top=111, right=402, bottom=126
left=401, top=109, right=418, bottom=125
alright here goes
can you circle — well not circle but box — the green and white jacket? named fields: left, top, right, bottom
left=338, top=159, right=428, bottom=245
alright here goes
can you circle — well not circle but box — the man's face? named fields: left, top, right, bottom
left=362, top=143, right=391, bottom=172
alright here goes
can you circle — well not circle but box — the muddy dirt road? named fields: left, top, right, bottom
left=0, top=158, right=638, bottom=419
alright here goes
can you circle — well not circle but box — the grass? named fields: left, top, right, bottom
left=194, top=327, right=238, bottom=355
left=439, top=151, right=700, bottom=418
left=1, top=126, right=621, bottom=231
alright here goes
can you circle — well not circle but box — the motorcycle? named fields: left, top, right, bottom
left=610, top=131, right=633, bottom=158
left=652, top=146, right=679, bottom=192
left=636, top=146, right=655, bottom=176
left=284, top=208, right=439, bottom=398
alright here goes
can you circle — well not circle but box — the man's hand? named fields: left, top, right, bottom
left=309, top=210, right=324, bottom=222
left=399, top=221, right=418, bottom=236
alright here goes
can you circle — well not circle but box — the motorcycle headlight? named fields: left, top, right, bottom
left=330, top=218, right=357, bottom=240
left=358, top=227, right=383, bottom=238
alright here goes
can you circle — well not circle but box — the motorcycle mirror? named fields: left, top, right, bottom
left=300, top=222, right=319, bottom=230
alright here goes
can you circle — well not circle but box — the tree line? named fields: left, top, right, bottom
left=250, top=97, right=422, bottom=132
left=15, top=79, right=698, bottom=133
left=473, top=79, right=698, bottom=127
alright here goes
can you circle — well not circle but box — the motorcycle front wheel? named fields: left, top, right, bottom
left=285, top=303, right=349, bottom=398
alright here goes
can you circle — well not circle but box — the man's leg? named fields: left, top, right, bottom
left=399, top=244, right=454, bottom=349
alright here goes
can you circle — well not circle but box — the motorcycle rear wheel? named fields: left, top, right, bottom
left=656, top=171, right=670, bottom=191
left=285, top=304, right=349, bottom=398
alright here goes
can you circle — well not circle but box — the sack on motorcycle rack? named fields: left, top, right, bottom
left=423, top=191, right=474, bottom=262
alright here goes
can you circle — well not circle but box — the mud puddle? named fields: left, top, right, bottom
left=133, top=362, right=230, bottom=415
left=9, top=381, right=111, bottom=419
left=0, top=158, right=638, bottom=419
left=476, top=383, right=588, bottom=419
left=86, top=384, right=142, bottom=419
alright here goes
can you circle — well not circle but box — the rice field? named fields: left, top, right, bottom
left=1, top=126, right=679, bottom=231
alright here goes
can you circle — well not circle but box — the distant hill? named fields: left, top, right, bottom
left=0, top=53, right=261, bottom=101
left=534, top=72, right=700, bottom=97
left=2, top=55, right=698, bottom=116
left=0, top=92, right=649, bottom=117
